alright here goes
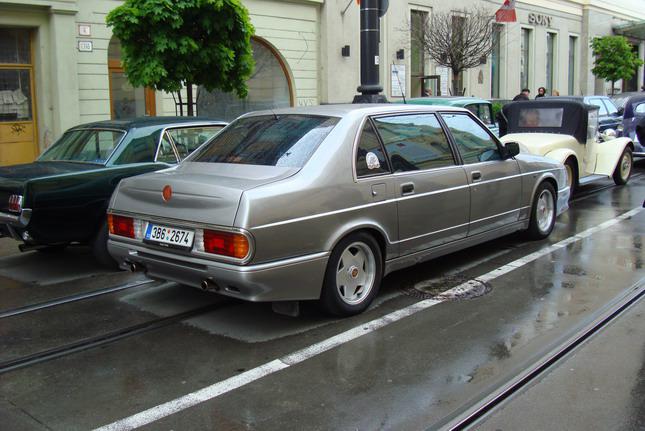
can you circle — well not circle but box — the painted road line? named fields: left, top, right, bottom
left=94, top=206, right=644, bottom=431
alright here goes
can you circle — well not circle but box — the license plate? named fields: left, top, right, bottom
left=145, top=223, right=194, bottom=248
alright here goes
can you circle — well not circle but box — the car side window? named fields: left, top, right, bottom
left=441, top=113, right=502, bottom=164
left=635, top=103, right=645, bottom=114
left=372, top=114, right=455, bottom=172
left=355, top=120, right=389, bottom=177
left=589, top=98, right=608, bottom=115
left=167, top=126, right=225, bottom=159
left=156, top=133, right=178, bottom=163
left=603, top=99, right=618, bottom=115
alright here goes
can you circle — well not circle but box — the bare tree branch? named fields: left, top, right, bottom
left=409, top=7, right=500, bottom=95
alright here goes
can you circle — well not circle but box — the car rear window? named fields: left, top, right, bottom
left=39, top=129, right=125, bottom=164
left=190, top=115, right=339, bottom=167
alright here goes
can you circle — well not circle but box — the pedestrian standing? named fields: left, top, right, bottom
left=535, top=87, right=547, bottom=98
left=513, top=88, right=531, bottom=101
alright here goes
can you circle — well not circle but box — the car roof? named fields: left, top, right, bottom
left=242, top=103, right=468, bottom=118
left=68, top=116, right=226, bottom=131
left=404, top=96, right=491, bottom=106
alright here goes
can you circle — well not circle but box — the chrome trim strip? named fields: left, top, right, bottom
left=108, top=210, right=255, bottom=265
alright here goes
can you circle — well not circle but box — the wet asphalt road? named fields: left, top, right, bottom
left=0, top=167, right=643, bottom=431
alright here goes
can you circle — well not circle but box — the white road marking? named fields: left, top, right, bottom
left=94, top=207, right=643, bottom=431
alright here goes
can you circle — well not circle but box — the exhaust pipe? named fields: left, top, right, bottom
left=128, top=262, right=145, bottom=273
left=201, top=278, right=220, bottom=291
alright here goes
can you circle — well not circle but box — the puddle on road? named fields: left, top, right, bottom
left=402, top=276, right=492, bottom=301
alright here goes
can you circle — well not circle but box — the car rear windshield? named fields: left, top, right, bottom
left=189, top=115, right=339, bottom=167
left=39, top=129, right=125, bottom=164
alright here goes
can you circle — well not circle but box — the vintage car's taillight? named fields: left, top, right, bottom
left=8, top=194, right=23, bottom=213
left=107, top=214, right=144, bottom=239
left=195, top=229, right=250, bottom=259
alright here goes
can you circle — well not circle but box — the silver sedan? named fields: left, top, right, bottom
left=107, top=104, right=569, bottom=316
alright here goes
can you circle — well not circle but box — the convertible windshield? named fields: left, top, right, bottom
left=190, top=115, right=339, bottom=167
left=39, top=129, right=125, bottom=164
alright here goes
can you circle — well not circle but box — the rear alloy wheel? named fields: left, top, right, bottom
left=612, top=147, right=633, bottom=186
left=526, top=182, right=557, bottom=240
left=319, top=232, right=383, bottom=316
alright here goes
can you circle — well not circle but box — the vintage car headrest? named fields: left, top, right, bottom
left=500, top=99, right=598, bottom=145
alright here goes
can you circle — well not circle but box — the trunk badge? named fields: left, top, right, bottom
left=162, top=185, right=172, bottom=202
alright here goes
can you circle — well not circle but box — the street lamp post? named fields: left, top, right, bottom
left=353, top=0, right=389, bottom=103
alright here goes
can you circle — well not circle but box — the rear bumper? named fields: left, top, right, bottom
left=0, top=209, right=31, bottom=240
left=108, top=239, right=330, bottom=302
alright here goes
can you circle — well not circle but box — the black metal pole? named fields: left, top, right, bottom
left=353, top=0, right=388, bottom=103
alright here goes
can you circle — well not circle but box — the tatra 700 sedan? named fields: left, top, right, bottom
left=107, top=105, right=569, bottom=316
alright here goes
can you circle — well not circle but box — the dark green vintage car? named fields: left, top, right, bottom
left=0, top=117, right=226, bottom=265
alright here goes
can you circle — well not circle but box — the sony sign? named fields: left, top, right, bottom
left=528, top=13, right=553, bottom=27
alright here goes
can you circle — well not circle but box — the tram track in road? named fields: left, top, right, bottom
left=0, top=279, right=156, bottom=320
left=0, top=301, right=226, bottom=376
left=447, top=278, right=645, bottom=431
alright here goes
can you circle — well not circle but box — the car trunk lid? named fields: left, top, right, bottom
left=112, top=162, right=298, bottom=227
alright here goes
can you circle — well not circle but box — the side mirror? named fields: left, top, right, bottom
left=501, top=141, right=520, bottom=159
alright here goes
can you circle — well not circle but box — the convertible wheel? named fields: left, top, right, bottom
left=319, top=232, right=383, bottom=317
left=612, top=147, right=633, bottom=186
left=564, top=158, right=577, bottom=198
left=91, top=221, right=118, bottom=268
left=526, top=182, right=557, bottom=240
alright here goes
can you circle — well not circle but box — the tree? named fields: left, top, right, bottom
left=106, top=0, right=255, bottom=116
left=591, top=36, right=643, bottom=95
left=410, top=7, right=499, bottom=96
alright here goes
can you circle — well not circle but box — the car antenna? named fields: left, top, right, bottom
left=270, top=108, right=279, bottom=121
left=392, top=61, right=406, bottom=104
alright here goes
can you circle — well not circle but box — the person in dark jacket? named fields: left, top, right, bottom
left=512, top=88, right=531, bottom=101
left=535, top=87, right=547, bottom=98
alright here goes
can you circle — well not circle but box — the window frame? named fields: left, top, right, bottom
left=354, top=117, right=392, bottom=179
left=353, top=112, right=460, bottom=180
left=437, top=111, right=505, bottom=165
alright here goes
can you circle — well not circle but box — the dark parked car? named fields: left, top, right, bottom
left=612, top=92, right=645, bottom=157
left=552, top=95, right=622, bottom=133
left=0, top=117, right=226, bottom=265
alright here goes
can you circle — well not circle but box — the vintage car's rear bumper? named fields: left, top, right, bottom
left=0, top=209, right=31, bottom=239
left=108, top=239, right=330, bottom=302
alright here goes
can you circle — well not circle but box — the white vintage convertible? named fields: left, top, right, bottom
left=498, top=99, right=633, bottom=194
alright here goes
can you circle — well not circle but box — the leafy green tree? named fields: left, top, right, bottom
left=591, top=36, right=643, bottom=95
left=107, top=0, right=255, bottom=116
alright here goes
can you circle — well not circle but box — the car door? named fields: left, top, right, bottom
left=371, top=113, right=469, bottom=256
left=440, top=112, right=522, bottom=236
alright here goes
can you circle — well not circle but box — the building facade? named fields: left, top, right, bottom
left=0, top=0, right=644, bottom=165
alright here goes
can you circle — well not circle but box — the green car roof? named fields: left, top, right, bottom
left=400, top=97, right=492, bottom=107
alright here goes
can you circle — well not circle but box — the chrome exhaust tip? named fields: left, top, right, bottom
left=201, top=278, right=220, bottom=291
left=128, top=262, right=144, bottom=273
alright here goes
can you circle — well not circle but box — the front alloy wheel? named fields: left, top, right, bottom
left=319, top=232, right=383, bottom=316
left=526, top=182, right=557, bottom=240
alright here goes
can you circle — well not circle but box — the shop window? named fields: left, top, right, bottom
left=491, top=24, right=502, bottom=99
left=568, top=36, right=577, bottom=95
left=196, top=38, right=293, bottom=122
left=546, top=32, right=557, bottom=95
left=521, top=28, right=531, bottom=91
left=107, top=37, right=155, bottom=119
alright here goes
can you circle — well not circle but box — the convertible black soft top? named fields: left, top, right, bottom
left=499, top=100, right=598, bottom=144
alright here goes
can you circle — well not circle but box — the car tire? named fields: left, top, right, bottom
left=564, top=157, right=577, bottom=199
left=612, top=147, right=633, bottom=186
left=526, top=182, right=557, bottom=240
left=319, top=232, right=383, bottom=317
left=91, top=221, right=118, bottom=268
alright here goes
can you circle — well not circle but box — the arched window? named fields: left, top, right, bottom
left=197, top=38, right=294, bottom=121
left=107, top=37, right=155, bottom=119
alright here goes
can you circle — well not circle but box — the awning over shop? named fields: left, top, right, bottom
left=614, top=21, right=645, bottom=40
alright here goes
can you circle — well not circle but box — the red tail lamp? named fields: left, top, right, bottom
left=202, top=230, right=249, bottom=259
left=108, top=214, right=135, bottom=238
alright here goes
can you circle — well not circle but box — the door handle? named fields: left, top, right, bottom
left=401, top=183, right=415, bottom=195
left=471, top=171, right=482, bottom=182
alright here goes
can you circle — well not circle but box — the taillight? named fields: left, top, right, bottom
left=196, top=229, right=250, bottom=259
left=8, top=195, right=23, bottom=213
left=108, top=214, right=135, bottom=238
